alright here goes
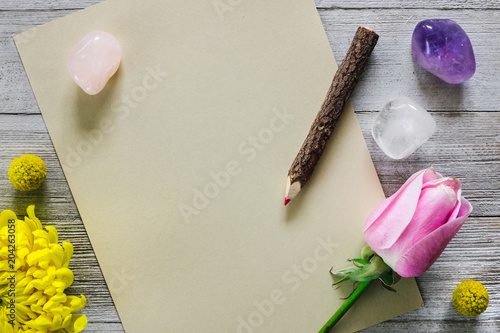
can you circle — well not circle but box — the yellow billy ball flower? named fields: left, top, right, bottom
left=452, top=280, right=489, bottom=316
left=0, top=206, right=87, bottom=332
left=8, top=155, right=47, bottom=191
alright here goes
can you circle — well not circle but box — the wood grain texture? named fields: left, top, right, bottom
left=3, top=9, right=500, bottom=114
left=318, top=9, right=500, bottom=112
left=2, top=0, right=499, bottom=11
left=315, top=0, right=500, bottom=9
left=0, top=1, right=499, bottom=332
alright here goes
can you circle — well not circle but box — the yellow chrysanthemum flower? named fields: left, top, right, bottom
left=0, top=206, right=87, bottom=332
left=8, top=155, right=47, bottom=191
left=452, top=280, right=489, bottom=316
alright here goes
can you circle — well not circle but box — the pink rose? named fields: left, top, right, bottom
left=363, top=168, right=472, bottom=277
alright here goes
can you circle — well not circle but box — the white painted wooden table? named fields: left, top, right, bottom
left=1, top=1, right=498, bottom=332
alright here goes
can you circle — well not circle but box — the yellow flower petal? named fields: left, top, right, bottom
left=0, top=210, right=17, bottom=229
left=38, top=258, right=51, bottom=269
left=26, top=252, right=38, bottom=267
left=72, top=314, right=88, bottom=333
left=55, top=268, right=74, bottom=287
left=30, top=303, right=43, bottom=313
left=62, top=314, right=87, bottom=333
left=35, top=296, right=47, bottom=307
left=51, top=314, right=63, bottom=330
left=45, top=226, right=58, bottom=245
left=61, top=242, right=74, bottom=268
left=24, top=290, right=44, bottom=305
left=33, top=269, right=47, bottom=279
left=51, top=305, right=64, bottom=316
left=52, top=280, right=66, bottom=289
left=16, top=303, right=34, bottom=318
left=17, top=246, right=30, bottom=260
left=43, top=285, right=57, bottom=296
left=49, top=244, right=64, bottom=268
left=66, top=295, right=87, bottom=313
left=0, top=206, right=86, bottom=332
left=26, top=314, right=52, bottom=330
left=30, top=279, right=48, bottom=291
left=26, top=205, right=42, bottom=228
left=50, top=293, right=67, bottom=303
left=42, top=300, right=58, bottom=312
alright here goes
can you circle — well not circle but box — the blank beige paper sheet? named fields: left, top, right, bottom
left=15, top=0, right=423, bottom=331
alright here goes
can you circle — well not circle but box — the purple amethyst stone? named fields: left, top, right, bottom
left=412, top=19, right=475, bottom=84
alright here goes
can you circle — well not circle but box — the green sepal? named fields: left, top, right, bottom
left=347, top=255, right=391, bottom=282
left=361, top=245, right=375, bottom=261
left=332, top=275, right=350, bottom=286
left=321, top=246, right=401, bottom=333
left=380, top=270, right=401, bottom=287
left=330, top=246, right=395, bottom=286
left=351, top=258, right=369, bottom=267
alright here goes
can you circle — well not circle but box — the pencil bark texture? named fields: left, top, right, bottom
left=288, top=27, right=379, bottom=190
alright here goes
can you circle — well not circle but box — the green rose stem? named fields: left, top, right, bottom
left=318, top=249, right=394, bottom=333
left=318, top=280, right=374, bottom=333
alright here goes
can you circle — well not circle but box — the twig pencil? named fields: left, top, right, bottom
left=284, top=26, right=379, bottom=206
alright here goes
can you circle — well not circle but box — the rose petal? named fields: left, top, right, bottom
left=422, top=168, right=442, bottom=183
left=365, top=169, right=423, bottom=230
left=394, top=213, right=470, bottom=277
left=396, top=183, right=459, bottom=253
left=364, top=169, right=429, bottom=249
left=449, top=186, right=463, bottom=221
left=423, top=176, right=459, bottom=188
left=458, top=197, right=473, bottom=217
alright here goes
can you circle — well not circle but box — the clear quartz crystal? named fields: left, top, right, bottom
left=372, top=96, right=436, bottom=159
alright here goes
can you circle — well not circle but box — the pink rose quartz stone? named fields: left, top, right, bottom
left=68, top=31, right=122, bottom=95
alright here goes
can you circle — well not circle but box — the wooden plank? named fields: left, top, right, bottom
left=0, top=10, right=76, bottom=115
left=0, top=214, right=123, bottom=329
left=363, top=216, right=500, bottom=331
left=318, top=9, right=500, bottom=112
left=357, top=111, right=500, bottom=217
left=315, top=0, right=500, bottom=9
left=2, top=112, right=498, bottom=216
left=0, top=0, right=100, bottom=11
left=1, top=9, right=500, bottom=114
left=363, top=321, right=500, bottom=333
left=1, top=0, right=500, bottom=11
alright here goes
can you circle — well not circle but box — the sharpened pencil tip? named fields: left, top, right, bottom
left=284, top=198, right=291, bottom=206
